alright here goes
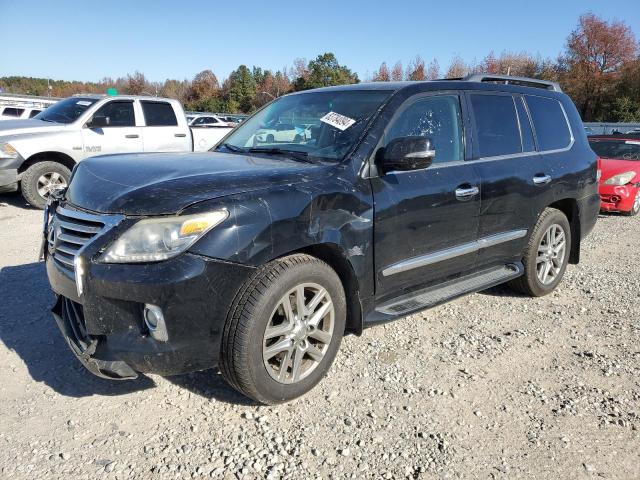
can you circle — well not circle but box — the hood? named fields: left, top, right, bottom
left=599, top=157, right=640, bottom=183
left=0, top=119, right=67, bottom=138
left=65, top=151, right=329, bottom=215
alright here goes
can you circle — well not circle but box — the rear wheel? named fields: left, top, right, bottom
left=21, top=161, right=70, bottom=209
left=220, top=254, right=346, bottom=404
left=508, top=208, right=571, bottom=297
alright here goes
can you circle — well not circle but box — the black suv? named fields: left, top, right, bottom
left=44, top=75, right=599, bottom=404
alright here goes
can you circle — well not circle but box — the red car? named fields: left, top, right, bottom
left=589, top=135, right=640, bottom=216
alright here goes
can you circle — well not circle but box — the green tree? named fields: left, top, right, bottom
left=224, top=65, right=257, bottom=113
left=293, top=53, right=359, bottom=91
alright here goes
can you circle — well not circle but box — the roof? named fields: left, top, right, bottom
left=291, top=76, right=565, bottom=97
left=72, top=94, right=179, bottom=102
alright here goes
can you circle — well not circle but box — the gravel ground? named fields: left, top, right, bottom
left=0, top=191, right=639, bottom=479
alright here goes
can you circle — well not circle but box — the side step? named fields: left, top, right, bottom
left=374, top=263, right=523, bottom=318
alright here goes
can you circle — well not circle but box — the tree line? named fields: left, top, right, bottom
left=1, top=13, right=638, bottom=122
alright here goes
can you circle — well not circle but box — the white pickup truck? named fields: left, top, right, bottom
left=0, top=95, right=233, bottom=208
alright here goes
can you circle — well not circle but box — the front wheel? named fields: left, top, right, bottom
left=219, top=254, right=346, bottom=404
left=21, top=161, right=70, bottom=209
left=508, top=208, right=571, bottom=297
left=622, top=190, right=640, bottom=216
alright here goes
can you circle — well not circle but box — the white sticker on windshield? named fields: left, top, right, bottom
left=625, top=140, right=640, bottom=145
left=76, top=100, right=91, bottom=106
left=320, top=111, right=356, bottom=131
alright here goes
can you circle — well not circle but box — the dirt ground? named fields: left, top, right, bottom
left=0, top=191, right=638, bottom=479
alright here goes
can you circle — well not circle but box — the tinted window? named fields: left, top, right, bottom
left=141, top=101, right=177, bottom=126
left=515, top=97, right=535, bottom=152
left=385, top=95, right=464, bottom=164
left=2, top=108, right=24, bottom=117
left=470, top=94, right=521, bottom=157
left=589, top=139, right=640, bottom=161
left=525, top=96, right=572, bottom=151
left=29, top=109, right=42, bottom=118
left=94, top=101, right=135, bottom=127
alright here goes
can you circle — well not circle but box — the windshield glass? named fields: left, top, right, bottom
left=216, top=90, right=393, bottom=161
left=589, top=139, right=640, bottom=161
left=34, top=97, right=99, bottom=124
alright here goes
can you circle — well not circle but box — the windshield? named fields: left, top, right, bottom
left=34, top=97, right=99, bottom=124
left=589, top=139, right=640, bottom=161
left=216, top=90, right=393, bottom=161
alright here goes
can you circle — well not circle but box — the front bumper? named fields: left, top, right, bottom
left=599, top=184, right=639, bottom=213
left=47, top=251, right=255, bottom=378
left=0, top=167, right=18, bottom=192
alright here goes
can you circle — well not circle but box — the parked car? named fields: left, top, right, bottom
left=255, top=122, right=307, bottom=143
left=0, top=96, right=233, bottom=208
left=189, top=114, right=235, bottom=128
left=0, top=105, right=44, bottom=120
left=44, top=75, right=599, bottom=404
left=589, top=134, right=640, bottom=215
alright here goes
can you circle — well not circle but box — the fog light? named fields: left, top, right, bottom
left=144, top=304, right=168, bottom=342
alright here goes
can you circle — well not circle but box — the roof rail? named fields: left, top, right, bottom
left=462, top=74, right=562, bottom=92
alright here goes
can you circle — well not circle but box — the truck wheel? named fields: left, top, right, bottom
left=220, top=254, right=346, bottom=404
left=21, top=161, right=70, bottom=209
left=266, top=134, right=275, bottom=143
left=508, top=208, right=571, bottom=297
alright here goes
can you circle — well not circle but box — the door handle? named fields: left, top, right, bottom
left=533, top=174, right=552, bottom=185
left=455, top=186, right=479, bottom=200
left=125, top=134, right=139, bottom=139
left=175, top=133, right=187, bottom=138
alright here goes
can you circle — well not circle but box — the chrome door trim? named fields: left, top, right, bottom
left=381, top=229, right=528, bottom=277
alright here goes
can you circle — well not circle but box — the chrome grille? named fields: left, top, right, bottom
left=48, top=206, right=109, bottom=272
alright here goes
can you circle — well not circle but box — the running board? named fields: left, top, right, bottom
left=374, top=263, right=523, bottom=318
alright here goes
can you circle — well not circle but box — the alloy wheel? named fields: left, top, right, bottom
left=536, top=224, right=567, bottom=285
left=633, top=191, right=640, bottom=214
left=37, top=172, right=67, bottom=199
left=263, top=283, right=334, bottom=384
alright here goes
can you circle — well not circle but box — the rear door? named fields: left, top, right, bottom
left=81, top=100, right=143, bottom=156
left=467, top=92, right=552, bottom=268
left=140, top=100, right=191, bottom=152
left=371, top=92, right=481, bottom=298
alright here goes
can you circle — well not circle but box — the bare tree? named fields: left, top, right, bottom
left=372, top=62, right=391, bottom=82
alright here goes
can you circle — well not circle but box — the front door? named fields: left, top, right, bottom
left=371, top=93, right=481, bottom=298
left=81, top=100, right=143, bottom=156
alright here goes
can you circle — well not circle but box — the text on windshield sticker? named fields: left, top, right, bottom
left=320, top=111, right=356, bottom=131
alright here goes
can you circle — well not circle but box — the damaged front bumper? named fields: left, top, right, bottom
left=47, top=250, right=255, bottom=380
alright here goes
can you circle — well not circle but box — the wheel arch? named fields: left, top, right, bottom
left=19, top=151, right=77, bottom=175
left=548, top=198, right=580, bottom=264
left=293, top=243, right=364, bottom=336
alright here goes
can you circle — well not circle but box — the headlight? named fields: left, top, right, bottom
left=101, top=210, right=228, bottom=263
left=0, top=142, right=19, bottom=159
left=603, top=171, right=637, bottom=186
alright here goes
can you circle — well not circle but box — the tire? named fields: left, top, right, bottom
left=220, top=254, right=346, bottom=404
left=294, top=134, right=302, bottom=143
left=508, top=208, right=571, bottom=297
left=21, top=161, right=71, bottom=209
left=622, top=190, right=640, bottom=216
left=266, top=134, right=275, bottom=143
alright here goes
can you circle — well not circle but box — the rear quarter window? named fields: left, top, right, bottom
left=525, top=96, right=572, bottom=151
left=141, top=101, right=178, bottom=126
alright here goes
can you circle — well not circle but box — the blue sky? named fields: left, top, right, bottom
left=1, top=0, right=638, bottom=82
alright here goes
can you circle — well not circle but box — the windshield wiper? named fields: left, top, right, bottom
left=218, top=143, right=245, bottom=153
left=247, top=147, right=315, bottom=164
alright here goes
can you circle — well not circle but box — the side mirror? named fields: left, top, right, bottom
left=87, top=115, right=110, bottom=128
left=379, top=136, right=435, bottom=172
